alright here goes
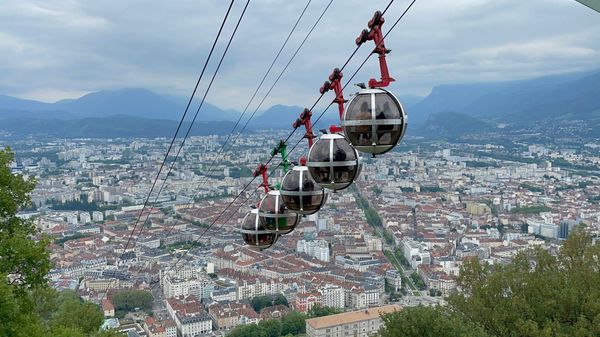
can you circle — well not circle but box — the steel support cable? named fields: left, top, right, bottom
left=287, top=0, right=418, bottom=158
left=185, top=0, right=418, bottom=251
left=156, top=0, right=417, bottom=283
left=197, top=7, right=415, bottom=268
left=132, top=0, right=251, bottom=244
left=121, top=0, right=236, bottom=256
left=186, top=0, right=334, bottom=205
left=249, top=0, right=401, bottom=154
left=156, top=0, right=315, bottom=240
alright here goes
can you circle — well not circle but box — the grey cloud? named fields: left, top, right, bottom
left=0, top=0, right=598, bottom=109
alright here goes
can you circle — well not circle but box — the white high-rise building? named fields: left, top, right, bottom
left=66, top=213, right=78, bottom=225
left=161, top=266, right=215, bottom=299
left=320, top=284, right=345, bottom=309
left=79, top=212, right=91, bottom=224
left=314, top=242, right=330, bottom=262
left=92, top=211, right=104, bottom=222
left=297, top=240, right=330, bottom=262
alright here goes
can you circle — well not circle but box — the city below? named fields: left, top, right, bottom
left=9, top=126, right=600, bottom=336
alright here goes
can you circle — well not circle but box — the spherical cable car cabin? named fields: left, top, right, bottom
left=240, top=208, right=279, bottom=250
left=280, top=160, right=327, bottom=215
left=342, top=87, right=406, bottom=156
left=258, top=189, right=300, bottom=234
left=306, top=132, right=361, bottom=191
left=282, top=112, right=329, bottom=213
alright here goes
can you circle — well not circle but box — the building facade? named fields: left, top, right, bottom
left=306, top=305, right=400, bottom=337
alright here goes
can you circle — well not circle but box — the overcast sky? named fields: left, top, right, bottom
left=0, top=0, right=598, bottom=111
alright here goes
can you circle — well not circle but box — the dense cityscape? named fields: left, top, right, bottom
left=1, top=1, right=598, bottom=336
left=8, top=127, right=600, bottom=336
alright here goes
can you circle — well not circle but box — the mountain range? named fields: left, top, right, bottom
left=1, top=68, right=599, bottom=138
left=410, top=69, right=600, bottom=136
left=0, top=88, right=241, bottom=121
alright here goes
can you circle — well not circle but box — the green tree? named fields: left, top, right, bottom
left=409, top=272, right=426, bottom=290
left=51, top=290, right=105, bottom=334
left=0, top=147, right=50, bottom=336
left=307, top=304, right=342, bottom=318
left=0, top=147, right=50, bottom=288
left=251, top=295, right=273, bottom=312
left=111, top=289, right=153, bottom=317
left=372, top=185, right=382, bottom=196
left=448, top=230, right=600, bottom=337
left=258, top=319, right=282, bottom=337
left=380, top=306, right=489, bottom=337
left=273, top=293, right=289, bottom=307
left=227, top=323, right=267, bottom=337
left=251, top=294, right=288, bottom=312
left=280, top=312, right=307, bottom=336
left=0, top=279, right=43, bottom=336
left=382, top=229, right=600, bottom=337
left=0, top=147, right=109, bottom=337
left=93, top=330, right=125, bottom=337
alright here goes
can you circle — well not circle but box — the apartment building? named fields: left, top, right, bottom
left=306, top=305, right=400, bottom=337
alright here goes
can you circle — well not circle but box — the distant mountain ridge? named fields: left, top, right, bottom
left=408, top=71, right=600, bottom=134
left=410, top=69, right=600, bottom=129
left=2, top=69, right=599, bottom=138
left=0, top=89, right=424, bottom=125
left=0, top=115, right=237, bottom=138
left=0, top=88, right=242, bottom=122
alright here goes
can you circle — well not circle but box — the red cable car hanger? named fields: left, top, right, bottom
left=253, top=163, right=269, bottom=194
left=356, top=10, right=395, bottom=88
left=318, top=10, right=395, bottom=131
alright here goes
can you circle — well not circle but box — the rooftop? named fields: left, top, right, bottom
left=306, top=304, right=400, bottom=329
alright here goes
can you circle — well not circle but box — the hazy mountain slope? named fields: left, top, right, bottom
left=52, top=88, right=183, bottom=119
left=399, top=95, right=424, bottom=110
left=410, top=70, right=600, bottom=126
left=252, top=104, right=310, bottom=128
left=0, top=94, right=53, bottom=112
left=422, top=111, right=494, bottom=137
left=1, top=69, right=598, bottom=137
left=0, top=89, right=243, bottom=121
left=0, top=115, right=238, bottom=138
left=504, top=71, right=600, bottom=123
left=0, top=109, right=74, bottom=120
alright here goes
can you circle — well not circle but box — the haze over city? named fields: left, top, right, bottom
left=1, top=1, right=600, bottom=337
left=1, top=0, right=598, bottom=108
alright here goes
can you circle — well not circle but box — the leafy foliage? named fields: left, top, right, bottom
left=0, top=147, right=50, bottom=288
left=381, top=306, right=489, bottom=337
left=258, top=319, right=282, bottom=337
left=50, top=291, right=105, bottom=334
left=250, top=294, right=289, bottom=312
left=510, top=205, right=553, bottom=214
left=409, top=272, right=426, bottom=290
left=381, top=230, right=600, bottom=337
left=111, top=289, right=153, bottom=318
left=227, top=323, right=266, bottom=337
left=280, top=312, right=307, bottom=336
left=227, top=312, right=306, bottom=337
left=0, top=147, right=116, bottom=337
left=307, top=304, right=342, bottom=318
left=372, top=185, right=382, bottom=196
left=54, top=233, right=91, bottom=246
left=381, top=229, right=394, bottom=245
left=519, top=183, right=544, bottom=193
left=354, top=192, right=383, bottom=227
left=420, top=186, right=445, bottom=193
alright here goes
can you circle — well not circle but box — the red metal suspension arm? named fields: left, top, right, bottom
left=319, top=68, right=346, bottom=120
left=356, top=11, right=395, bottom=88
left=253, top=163, right=269, bottom=194
left=293, top=108, right=315, bottom=149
